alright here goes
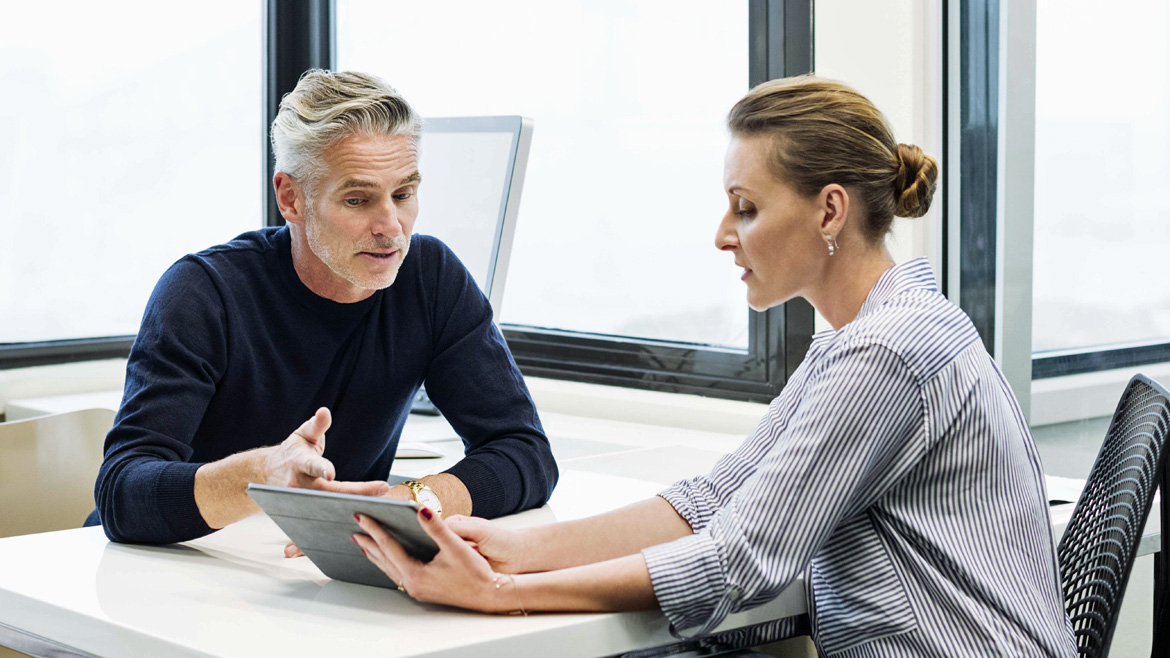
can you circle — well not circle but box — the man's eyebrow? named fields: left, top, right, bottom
left=337, top=178, right=379, bottom=191
left=399, top=172, right=421, bottom=186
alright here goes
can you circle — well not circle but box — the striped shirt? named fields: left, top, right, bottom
left=642, top=258, right=1076, bottom=657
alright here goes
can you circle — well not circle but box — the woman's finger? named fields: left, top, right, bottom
left=415, top=506, right=475, bottom=558
left=355, top=514, right=419, bottom=578
left=352, top=533, right=403, bottom=585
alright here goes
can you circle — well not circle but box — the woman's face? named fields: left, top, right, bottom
left=716, top=135, right=827, bottom=311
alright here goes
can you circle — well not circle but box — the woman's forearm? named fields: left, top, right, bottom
left=509, top=553, right=659, bottom=613
left=519, top=496, right=692, bottom=573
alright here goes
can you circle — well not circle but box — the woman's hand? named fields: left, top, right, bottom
left=352, top=508, right=521, bottom=614
left=444, top=515, right=531, bottom=574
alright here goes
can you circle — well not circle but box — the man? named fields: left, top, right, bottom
left=87, top=70, right=558, bottom=545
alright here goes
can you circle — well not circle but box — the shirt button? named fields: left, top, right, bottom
left=727, top=587, right=742, bottom=601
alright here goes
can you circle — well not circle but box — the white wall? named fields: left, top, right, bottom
left=812, top=0, right=945, bottom=331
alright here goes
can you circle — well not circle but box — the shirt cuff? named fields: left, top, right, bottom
left=658, top=480, right=715, bottom=531
left=643, top=531, right=738, bottom=636
left=154, top=461, right=214, bottom=543
left=445, top=456, right=510, bottom=519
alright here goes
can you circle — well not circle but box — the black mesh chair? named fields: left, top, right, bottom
left=1057, top=374, right=1170, bottom=658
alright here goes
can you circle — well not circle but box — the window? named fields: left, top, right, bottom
left=4, top=0, right=815, bottom=405
left=952, top=0, right=1170, bottom=428
left=1031, top=0, right=1170, bottom=376
left=335, top=0, right=815, bottom=402
left=0, top=1, right=264, bottom=365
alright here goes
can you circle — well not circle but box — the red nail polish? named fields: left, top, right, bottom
left=354, top=513, right=361, bottom=523
left=361, top=549, right=367, bottom=557
left=420, top=507, right=433, bottom=521
left=351, top=536, right=357, bottom=544
left=471, top=544, right=480, bottom=552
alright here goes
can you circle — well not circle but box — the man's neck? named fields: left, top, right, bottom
left=288, top=226, right=376, bottom=304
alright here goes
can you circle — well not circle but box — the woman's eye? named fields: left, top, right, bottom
left=737, top=207, right=756, bottom=219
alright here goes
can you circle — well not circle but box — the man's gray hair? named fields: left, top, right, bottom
left=270, top=69, right=422, bottom=196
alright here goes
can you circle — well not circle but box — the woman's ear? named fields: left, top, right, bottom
left=819, top=184, right=850, bottom=237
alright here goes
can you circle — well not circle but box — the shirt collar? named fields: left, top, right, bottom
left=809, top=257, right=939, bottom=346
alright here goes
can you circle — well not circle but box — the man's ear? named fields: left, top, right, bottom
left=274, top=172, right=307, bottom=225
left=819, top=183, right=850, bottom=237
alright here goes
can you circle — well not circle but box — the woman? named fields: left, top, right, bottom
left=352, top=76, right=1077, bottom=657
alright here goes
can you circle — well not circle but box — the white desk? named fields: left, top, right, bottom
left=0, top=404, right=1161, bottom=658
left=0, top=413, right=806, bottom=658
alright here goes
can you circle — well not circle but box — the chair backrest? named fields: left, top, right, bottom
left=1057, top=374, right=1170, bottom=658
left=0, top=408, right=114, bottom=538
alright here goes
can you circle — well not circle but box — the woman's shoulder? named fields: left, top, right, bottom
left=832, top=291, right=983, bottom=381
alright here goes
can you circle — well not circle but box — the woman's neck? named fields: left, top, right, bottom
left=807, top=246, right=896, bottom=331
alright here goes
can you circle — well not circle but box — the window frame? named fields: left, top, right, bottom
left=501, top=0, right=816, bottom=404
left=1, top=0, right=819, bottom=407
left=954, top=0, right=1170, bottom=412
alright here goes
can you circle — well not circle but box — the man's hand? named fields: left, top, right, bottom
left=263, top=407, right=390, bottom=494
left=263, top=407, right=337, bottom=487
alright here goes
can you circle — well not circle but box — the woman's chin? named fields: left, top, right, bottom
left=747, top=290, right=794, bottom=312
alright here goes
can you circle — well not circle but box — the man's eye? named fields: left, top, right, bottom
left=393, top=190, right=415, bottom=201
left=344, top=198, right=364, bottom=207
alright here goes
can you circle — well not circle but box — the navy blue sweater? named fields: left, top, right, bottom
left=90, top=227, right=557, bottom=544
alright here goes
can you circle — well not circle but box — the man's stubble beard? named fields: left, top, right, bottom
left=303, top=201, right=411, bottom=292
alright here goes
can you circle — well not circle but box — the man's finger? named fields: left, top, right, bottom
left=316, top=479, right=391, bottom=497
left=297, top=454, right=335, bottom=481
left=294, top=407, right=332, bottom=449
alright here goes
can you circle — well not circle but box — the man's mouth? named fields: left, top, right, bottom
left=359, top=250, right=398, bottom=260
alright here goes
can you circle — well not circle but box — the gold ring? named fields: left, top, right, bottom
left=397, top=584, right=406, bottom=592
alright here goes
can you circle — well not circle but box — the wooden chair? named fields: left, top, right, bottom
left=0, top=408, right=114, bottom=538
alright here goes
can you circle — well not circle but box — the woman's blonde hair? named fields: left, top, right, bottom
left=728, top=76, right=938, bottom=241
left=270, top=69, right=422, bottom=197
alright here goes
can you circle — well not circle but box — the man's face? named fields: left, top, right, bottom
left=301, top=133, right=420, bottom=299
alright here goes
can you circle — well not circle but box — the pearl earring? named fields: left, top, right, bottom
left=823, top=233, right=839, bottom=256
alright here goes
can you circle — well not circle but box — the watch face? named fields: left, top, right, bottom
left=417, top=488, right=441, bottom=512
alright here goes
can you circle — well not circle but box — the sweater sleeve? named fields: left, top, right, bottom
left=93, top=258, right=226, bottom=544
left=418, top=240, right=558, bottom=518
left=642, top=343, right=926, bottom=636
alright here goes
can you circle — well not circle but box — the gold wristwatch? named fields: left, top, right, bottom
left=400, top=480, right=442, bottom=517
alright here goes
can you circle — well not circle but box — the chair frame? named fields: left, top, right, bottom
left=1057, top=374, right=1170, bottom=657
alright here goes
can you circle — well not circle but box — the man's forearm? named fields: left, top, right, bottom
left=390, top=473, right=472, bottom=517
left=194, top=448, right=270, bottom=529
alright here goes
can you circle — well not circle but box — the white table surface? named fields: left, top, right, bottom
left=0, top=402, right=1161, bottom=658
left=0, top=412, right=805, bottom=658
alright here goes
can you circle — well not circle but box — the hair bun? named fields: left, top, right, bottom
left=893, top=143, right=939, bottom=218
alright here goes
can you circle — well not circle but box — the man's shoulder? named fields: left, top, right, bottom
left=190, top=227, right=284, bottom=265
left=406, top=233, right=472, bottom=281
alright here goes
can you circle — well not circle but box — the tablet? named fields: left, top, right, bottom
left=246, top=483, right=438, bottom=590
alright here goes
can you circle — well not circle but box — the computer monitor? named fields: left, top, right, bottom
left=414, top=116, right=533, bottom=316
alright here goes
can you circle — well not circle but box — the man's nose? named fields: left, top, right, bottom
left=371, top=199, right=404, bottom=237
